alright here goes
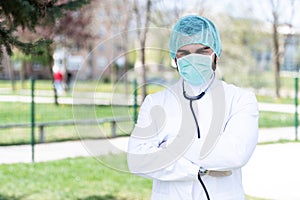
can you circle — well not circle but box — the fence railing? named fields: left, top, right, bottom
left=0, top=116, right=132, bottom=143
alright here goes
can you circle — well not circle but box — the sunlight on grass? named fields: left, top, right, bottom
left=0, top=155, right=152, bottom=200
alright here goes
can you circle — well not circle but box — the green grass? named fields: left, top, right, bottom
left=0, top=80, right=165, bottom=95
left=0, top=155, right=266, bottom=200
left=0, top=100, right=298, bottom=145
left=0, top=80, right=54, bottom=91
left=223, top=69, right=297, bottom=91
left=0, top=76, right=298, bottom=145
left=0, top=155, right=152, bottom=200
left=0, top=78, right=299, bottom=104
left=1, top=102, right=296, bottom=127
left=259, top=111, right=296, bottom=128
left=256, top=95, right=296, bottom=105
left=259, top=139, right=300, bottom=145
left=0, top=102, right=134, bottom=145
left=0, top=102, right=130, bottom=125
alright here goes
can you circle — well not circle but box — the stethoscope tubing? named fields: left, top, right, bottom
left=182, top=73, right=215, bottom=200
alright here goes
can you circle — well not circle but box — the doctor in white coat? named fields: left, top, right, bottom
left=127, top=15, right=259, bottom=200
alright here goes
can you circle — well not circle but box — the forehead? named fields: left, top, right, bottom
left=178, top=43, right=209, bottom=51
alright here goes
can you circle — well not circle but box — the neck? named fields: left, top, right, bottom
left=184, top=72, right=216, bottom=95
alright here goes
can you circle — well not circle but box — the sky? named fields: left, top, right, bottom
left=205, top=0, right=300, bottom=28
left=164, top=0, right=300, bottom=30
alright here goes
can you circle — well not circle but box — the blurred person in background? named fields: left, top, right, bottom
left=53, top=66, right=64, bottom=95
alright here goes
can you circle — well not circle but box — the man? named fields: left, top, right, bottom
left=127, top=15, right=258, bottom=200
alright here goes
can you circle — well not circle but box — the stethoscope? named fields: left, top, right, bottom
left=182, top=72, right=215, bottom=139
left=182, top=72, right=215, bottom=200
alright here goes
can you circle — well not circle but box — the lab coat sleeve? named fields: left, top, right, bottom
left=127, top=95, right=199, bottom=181
left=200, top=91, right=259, bottom=171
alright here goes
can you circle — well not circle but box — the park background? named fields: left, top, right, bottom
left=1, top=0, right=300, bottom=199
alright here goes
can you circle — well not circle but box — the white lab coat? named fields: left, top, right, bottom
left=127, top=78, right=259, bottom=200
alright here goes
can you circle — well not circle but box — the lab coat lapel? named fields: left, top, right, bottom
left=171, top=79, right=226, bottom=159
left=199, top=79, right=226, bottom=159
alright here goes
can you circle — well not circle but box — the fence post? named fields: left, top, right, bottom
left=30, top=77, right=35, bottom=162
left=111, top=121, right=117, bottom=137
left=39, top=125, right=45, bottom=143
left=133, top=79, right=138, bottom=124
left=295, top=73, right=298, bottom=141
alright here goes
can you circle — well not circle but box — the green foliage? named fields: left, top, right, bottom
left=11, top=49, right=31, bottom=62
left=0, top=0, right=90, bottom=57
left=11, top=45, right=50, bottom=65
left=217, top=15, right=272, bottom=87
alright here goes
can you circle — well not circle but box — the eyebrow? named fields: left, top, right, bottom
left=177, top=46, right=211, bottom=54
left=195, top=46, right=211, bottom=53
left=177, top=49, right=190, bottom=54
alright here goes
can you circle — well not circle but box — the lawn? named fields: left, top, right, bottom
left=259, top=111, right=297, bottom=128
left=0, top=79, right=165, bottom=95
left=1, top=78, right=298, bottom=104
left=0, top=102, right=134, bottom=145
left=0, top=155, right=265, bottom=200
left=0, top=77, right=298, bottom=145
left=0, top=102, right=131, bottom=125
left=0, top=155, right=152, bottom=200
left=0, top=100, right=298, bottom=145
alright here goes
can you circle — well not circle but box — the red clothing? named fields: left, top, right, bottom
left=54, top=72, right=63, bottom=81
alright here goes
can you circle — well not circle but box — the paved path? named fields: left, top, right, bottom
left=243, top=143, right=300, bottom=200
left=258, top=102, right=295, bottom=114
left=259, top=127, right=298, bottom=143
left=0, top=137, right=128, bottom=164
left=0, top=91, right=141, bottom=105
left=1, top=127, right=297, bottom=164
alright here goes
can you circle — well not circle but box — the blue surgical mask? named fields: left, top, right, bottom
left=177, top=53, right=214, bottom=85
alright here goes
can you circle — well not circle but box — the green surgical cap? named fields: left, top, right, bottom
left=169, top=15, right=222, bottom=59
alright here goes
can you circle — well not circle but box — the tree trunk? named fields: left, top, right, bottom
left=141, top=46, right=147, bottom=101
left=139, top=0, right=152, bottom=101
left=47, top=45, right=58, bottom=105
left=122, top=0, right=131, bottom=97
left=272, top=12, right=281, bottom=98
left=20, top=61, right=26, bottom=89
left=2, top=46, right=15, bottom=91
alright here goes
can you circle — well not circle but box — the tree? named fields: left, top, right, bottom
left=247, top=0, right=300, bottom=97
left=0, top=0, right=91, bottom=104
left=218, top=15, right=269, bottom=88
left=0, top=0, right=90, bottom=58
left=133, top=0, right=152, bottom=101
left=97, top=0, right=134, bottom=94
left=270, top=0, right=281, bottom=98
left=134, top=0, right=208, bottom=100
left=151, top=0, right=208, bottom=27
left=31, top=2, right=95, bottom=105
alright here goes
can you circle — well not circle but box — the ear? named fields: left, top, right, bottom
left=214, top=56, right=218, bottom=65
left=174, top=58, right=179, bottom=71
left=212, top=56, right=217, bottom=71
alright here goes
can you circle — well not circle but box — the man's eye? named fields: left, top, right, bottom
left=177, top=52, right=190, bottom=58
